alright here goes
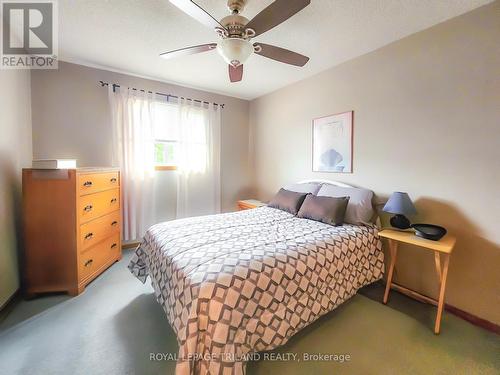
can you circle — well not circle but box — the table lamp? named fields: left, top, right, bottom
left=383, top=192, right=417, bottom=229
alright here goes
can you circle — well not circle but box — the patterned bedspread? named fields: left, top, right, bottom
left=129, top=206, right=384, bottom=375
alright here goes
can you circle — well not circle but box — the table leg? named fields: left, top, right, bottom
left=434, top=252, right=442, bottom=281
left=383, top=239, right=398, bottom=304
left=434, top=253, right=450, bottom=334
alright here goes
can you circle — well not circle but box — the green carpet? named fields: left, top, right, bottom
left=0, top=250, right=498, bottom=375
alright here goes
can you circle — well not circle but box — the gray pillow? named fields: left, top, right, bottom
left=268, top=188, right=308, bottom=215
left=297, top=195, right=350, bottom=226
left=317, top=184, right=374, bottom=224
left=283, top=182, right=321, bottom=195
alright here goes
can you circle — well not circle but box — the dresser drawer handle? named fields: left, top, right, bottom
left=110, top=198, right=117, bottom=204
left=111, top=221, right=118, bottom=226
left=110, top=243, right=118, bottom=249
left=83, top=205, right=93, bottom=212
left=84, top=232, right=94, bottom=240
left=110, top=177, right=117, bottom=183
left=83, top=181, right=93, bottom=187
left=84, top=259, right=93, bottom=267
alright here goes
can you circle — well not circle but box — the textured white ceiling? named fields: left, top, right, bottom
left=59, top=0, right=492, bottom=100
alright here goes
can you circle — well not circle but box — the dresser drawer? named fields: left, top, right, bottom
left=79, top=211, right=120, bottom=251
left=78, top=188, right=120, bottom=224
left=78, top=172, right=119, bottom=196
left=79, top=234, right=120, bottom=282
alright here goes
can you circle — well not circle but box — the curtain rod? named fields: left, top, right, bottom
left=98, top=80, right=225, bottom=109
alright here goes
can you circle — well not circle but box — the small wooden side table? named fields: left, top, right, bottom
left=378, top=229, right=456, bottom=334
left=237, top=199, right=266, bottom=210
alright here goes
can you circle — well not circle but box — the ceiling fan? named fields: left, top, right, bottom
left=161, top=0, right=310, bottom=83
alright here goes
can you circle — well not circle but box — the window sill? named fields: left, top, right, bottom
left=155, top=165, right=177, bottom=171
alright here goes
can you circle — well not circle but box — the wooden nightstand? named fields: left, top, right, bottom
left=378, top=229, right=456, bottom=334
left=237, top=199, right=266, bottom=210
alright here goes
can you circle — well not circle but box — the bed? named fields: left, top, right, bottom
left=129, top=183, right=384, bottom=375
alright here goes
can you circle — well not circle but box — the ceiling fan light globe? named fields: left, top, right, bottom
left=217, top=38, right=253, bottom=66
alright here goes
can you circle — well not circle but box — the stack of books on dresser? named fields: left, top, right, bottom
left=32, top=159, right=77, bottom=169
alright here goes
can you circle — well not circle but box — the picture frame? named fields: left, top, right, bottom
left=312, top=111, right=353, bottom=173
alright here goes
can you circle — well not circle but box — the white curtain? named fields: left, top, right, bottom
left=108, top=87, right=156, bottom=241
left=176, top=98, right=221, bottom=218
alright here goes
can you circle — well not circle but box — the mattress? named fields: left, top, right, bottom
left=129, top=206, right=384, bottom=374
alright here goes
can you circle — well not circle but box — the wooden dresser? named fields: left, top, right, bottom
left=23, top=167, right=122, bottom=296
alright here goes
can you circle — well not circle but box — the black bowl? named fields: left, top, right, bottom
left=411, top=223, right=447, bottom=241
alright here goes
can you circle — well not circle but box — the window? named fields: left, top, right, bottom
left=154, top=141, right=178, bottom=166
left=152, top=100, right=209, bottom=172
left=153, top=102, right=179, bottom=170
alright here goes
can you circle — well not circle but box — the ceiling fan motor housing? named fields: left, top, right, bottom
left=220, top=14, right=250, bottom=38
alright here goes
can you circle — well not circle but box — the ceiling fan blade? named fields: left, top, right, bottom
left=228, top=64, right=243, bottom=83
left=254, top=43, right=309, bottom=67
left=245, top=0, right=310, bottom=37
left=160, top=43, right=217, bottom=60
left=169, top=0, right=226, bottom=30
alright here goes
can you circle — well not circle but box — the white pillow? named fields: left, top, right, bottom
left=317, top=184, right=374, bottom=224
left=284, top=182, right=321, bottom=195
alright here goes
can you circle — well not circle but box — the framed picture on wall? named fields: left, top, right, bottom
left=312, top=111, right=353, bottom=173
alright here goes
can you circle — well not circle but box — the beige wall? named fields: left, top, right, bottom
left=0, top=70, right=32, bottom=307
left=249, top=2, right=500, bottom=324
left=31, top=61, right=253, bottom=219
